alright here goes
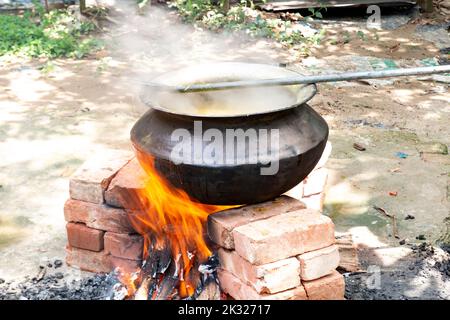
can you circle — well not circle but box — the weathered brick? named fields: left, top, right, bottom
left=335, top=232, right=360, bottom=272
left=208, top=196, right=305, bottom=249
left=232, top=209, right=335, bottom=265
left=297, top=245, right=339, bottom=281
left=218, top=249, right=300, bottom=294
left=302, top=168, right=328, bottom=197
left=301, top=192, right=326, bottom=212
left=218, top=269, right=307, bottom=300
left=111, top=256, right=142, bottom=274
left=69, top=149, right=134, bottom=204
left=104, top=232, right=143, bottom=261
left=66, top=245, right=112, bottom=273
left=64, top=199, right=136, bottom=234
left=66, top=223, right=104, bottom=252
left=104, top=158, right=147, bottom=209
left=303, top=270, right=345, bottom=300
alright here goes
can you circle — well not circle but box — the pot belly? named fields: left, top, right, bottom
left=131, top=104, right=329, bottom=205
left=136, top=139, right=326, bottom=204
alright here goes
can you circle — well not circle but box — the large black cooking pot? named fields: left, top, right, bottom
left=131, top=63, right=328, bottom=205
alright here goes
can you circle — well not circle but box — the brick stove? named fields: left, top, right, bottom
left=210, top=198, right=343, bottom=300
left=65, top=149, right=144, bottom=274
left=63, top=142, right=350, bottom=300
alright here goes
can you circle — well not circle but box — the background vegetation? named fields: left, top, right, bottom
left=169, top=0, right=325, bottom=54
left=0, top=0, right=325, bottom=59
left=0, top=0, right=102, bottom=58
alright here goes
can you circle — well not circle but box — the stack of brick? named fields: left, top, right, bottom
left=64, top=149, right=145, bottom=274
left=64, top=141, right=340, bottom=301
left=208, top=196, right=345, bottom=300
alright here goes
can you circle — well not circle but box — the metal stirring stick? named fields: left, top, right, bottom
left=141, top=65, right=450, bottom=93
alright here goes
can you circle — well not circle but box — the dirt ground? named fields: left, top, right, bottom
left=0, top=5, right=449, bottom=299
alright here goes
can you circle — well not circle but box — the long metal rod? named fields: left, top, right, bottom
left=172, top=65, right=450, bottom=93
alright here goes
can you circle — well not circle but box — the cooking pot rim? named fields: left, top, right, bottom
left=139, top=62, right=318, bottom=118
left=147, top=84, right=317, bottom=118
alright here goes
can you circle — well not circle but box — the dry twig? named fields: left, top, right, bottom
left=373, top=206, right=399, bottom=239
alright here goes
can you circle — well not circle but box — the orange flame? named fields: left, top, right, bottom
left=126, top=150, right=230, bottom=298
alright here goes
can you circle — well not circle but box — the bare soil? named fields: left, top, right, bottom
left=0, top=4, right=449, bottom=299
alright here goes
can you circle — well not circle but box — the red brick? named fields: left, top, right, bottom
left=302, top=168, right=328, bottom=197
left=218, top=269, right=307, bottom=300
left=208, top=196, right=305, bottom=249
left=104, top=232, right=143, bottom=261
left=64, top=199, right=137, bottom=234
left=66, top=245, right=112, bottom=273
left=69, top=149, right=134, bottom=204
left=303, top=270, right=345, bottom=300
left=218, top=248, right=300, bottom=294
left=104, top=158, right=147, bottom=209
left=66, top=223, right=104, bottom=252
left=232, top=209, right=335, bottom=265
left=297, top=245, right=340, bottom=281
left=111, top=256, right=142, bottom=274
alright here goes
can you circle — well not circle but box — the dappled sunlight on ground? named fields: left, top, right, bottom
left=0, top=217, right=28, bottom=250
left=0, top=5, right=448, bottom=283
left=313, top=23, right=440, bottom=60
left=323, top=126, right=449, bottom=246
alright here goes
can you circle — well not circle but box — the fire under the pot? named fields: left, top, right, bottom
left=65, top=142, right=344, bottom=300
left=109, top=63, right=328, bottom=298
left=110, top=155, right=232, bottom=300
left=64, top=63, right=338, bottom=300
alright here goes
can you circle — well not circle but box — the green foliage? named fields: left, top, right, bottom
left=170, top=0, right=325, bottom=52
left=0, top=2, right=102, bottom=59
left=356, top=30, right=367, bottom=41
left=169, top=0, right=214, bottom=22
left=307, top=6, right=326, bottom=19
left=342, top=31, right=351, bottom=44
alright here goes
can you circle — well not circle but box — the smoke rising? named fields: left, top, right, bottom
left=104, top=2, right=300, bottom=115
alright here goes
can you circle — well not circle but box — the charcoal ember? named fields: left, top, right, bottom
left=198, top=254, right=219, bottom=276
left=54, top=260, right=63, bottom=268
left=153, top=274, right=178, bottom=300
left=34, top=266, right=46, bottom=282
left=152, top=259, right=179, bottom=300
left=141, top=239, right=172, bottom=277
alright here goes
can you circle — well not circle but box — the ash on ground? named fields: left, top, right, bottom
left=0, top=256, right=220, bottom=300
left=345, top=244, right=450, bottom=300
left=2, top=244, right=450, bottom=300
left=0, top=260, right=114, bottom=300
